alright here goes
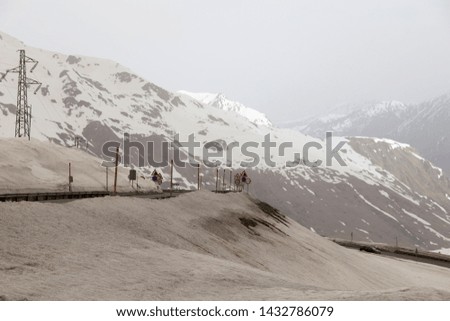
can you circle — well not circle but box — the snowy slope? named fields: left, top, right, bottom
left=0, top=138, right=157, bottom=193
left=1, top=191, right=450, bottom=300
left=178, top=90, right=272, bottom=127
left=1, top=30, right=450, bottom=251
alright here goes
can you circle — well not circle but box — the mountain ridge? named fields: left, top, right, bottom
left=1, top=30, right=450, bottom=251
left=285, top=96, right=450, bottom=175
left=178, top=90, right=272, bottom=127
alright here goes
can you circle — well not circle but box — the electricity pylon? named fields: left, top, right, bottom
left=0, top=49, right=42, bottom=140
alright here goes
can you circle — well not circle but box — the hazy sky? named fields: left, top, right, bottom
left=1, top=0, right=450, bottom=123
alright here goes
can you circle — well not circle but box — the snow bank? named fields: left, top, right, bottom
left=1, top=191, right=450, bottom=300
left=0, top=138, right=157, bottom=193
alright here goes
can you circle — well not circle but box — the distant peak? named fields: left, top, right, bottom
left=178, top=90, right=272, bottom=127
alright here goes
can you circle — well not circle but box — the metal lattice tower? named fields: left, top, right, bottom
left=0, top=50, right=42, bottom=140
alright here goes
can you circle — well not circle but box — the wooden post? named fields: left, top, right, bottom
left=395, top=236, right=398, bottom=248
left=105, top=167, right=109, bottom=192
left=351, top=231, right=353, bottom=242
left=222, top=169, right=226, bottom=190
left=68, top=162, right=72, bottom=192
left=170, top=159, right=174, bottom=197
left=113, top=146, right=119, bottom=195
left=215, top=168, right=219, bottom=193
left=197, top=163, right=200, bottom=191
left=229, top=170, right=232, bottom=190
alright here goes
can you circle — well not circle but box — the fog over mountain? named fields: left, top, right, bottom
left=285, top=96, right=450, bottom=174
left=2, top=0, right=450, bottom=122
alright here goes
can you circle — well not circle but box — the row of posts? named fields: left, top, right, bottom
left=69, top=147, right=244, bottom=196
left=214, top=167, right=237, bottom=193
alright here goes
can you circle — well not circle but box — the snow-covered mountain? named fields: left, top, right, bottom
left=285, top=97, right=450, bottom=174
left=282, top=100, right=409, bottom=137
left=178, top=90, right=272, bottom=127
left=1, top=30, right=450, bottom=252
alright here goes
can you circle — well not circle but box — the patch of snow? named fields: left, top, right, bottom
left=424, top=226, right=450, bottom=242
left=379, top=190, right=390, bottom=198
left=357, top=192, right=399, bottom=222
left=429, top=199, right=447, bottom=214
left=356, top=228, right=369, bottom=234
left=432, top=248, right=450, bottom=255
left=432, top=213, right=450, bottom=226
left=402, top=209, right=430, bottom=226
left=305, top=187, right=316, bottom=196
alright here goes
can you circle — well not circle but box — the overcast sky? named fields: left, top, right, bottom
left=1, top=0, right=450, bottom=123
